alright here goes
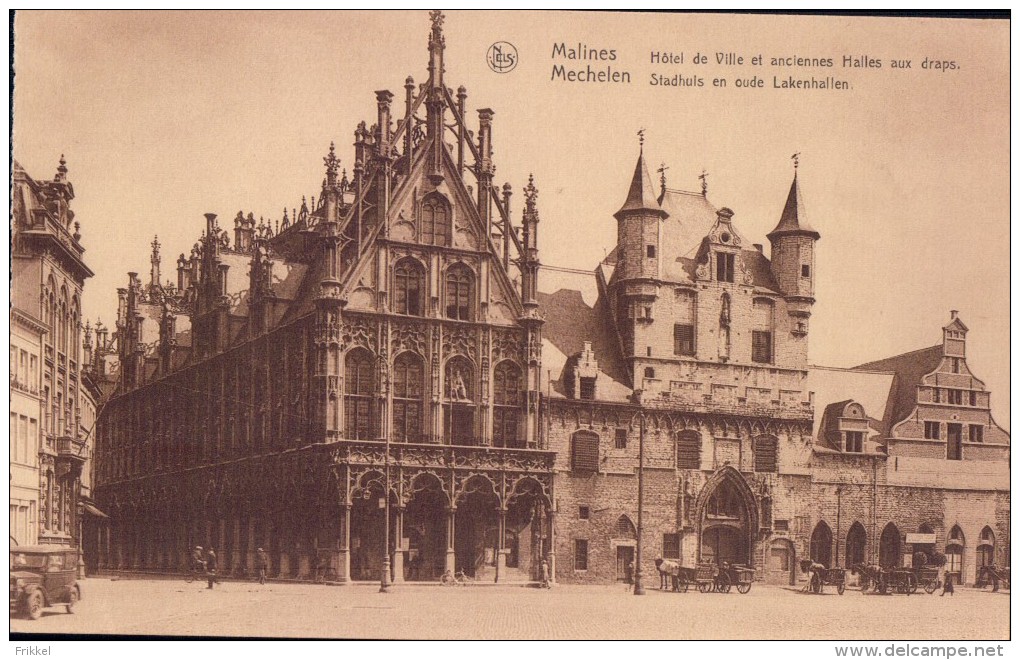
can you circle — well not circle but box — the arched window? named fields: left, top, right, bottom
left=445, top=265, right=474, bottom=321
left=59, top=291, right=68, bottom=354
left=420, top=194, right=451, bottom=246
left=978, top=526, right=995, bottom=569
left=810, top=521, right=833, bottom=568
left=344, top=349, right=375, bottom=440
left=706, top=481, right=743, bottom=519
left=392, top=352, right=424, bottom=442
left=753, top=435, right=778, bottom=473
left=946, top=525, right=965, bottom=585
left=614, top=515, right=637, bottom=539
left=676, top=430, right=701, bottom=469
left=444, top=357, right=475, bottom=445
left=492, top=361, right=522, bottom=448
left=393, top=258, right=425, bottom=316
left=846, top=522, right=867, bottom=567
left=570, top=430, right=599, bottom=473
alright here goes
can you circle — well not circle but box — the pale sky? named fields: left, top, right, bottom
left=12, top=11, right=1010, bottom=428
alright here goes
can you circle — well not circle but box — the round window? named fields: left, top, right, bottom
left=720, top=232, right=731, bottom=243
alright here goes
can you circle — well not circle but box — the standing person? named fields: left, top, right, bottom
left=191, top=546, right=205, bottom=579
left=206, top=547, right=219, bottom=589
left=940, top=573, right=955, bottom=596
left=540, top=558, right=550, bottom=589
left=255, top=547, right=269, bottom=585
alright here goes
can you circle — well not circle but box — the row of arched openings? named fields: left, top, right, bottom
left=809, top=521, right=997, bottom=580
left=343, top=349, right=523, bottom=447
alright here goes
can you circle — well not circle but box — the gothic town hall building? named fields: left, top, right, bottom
left=90, top=13, right=1009, bottom=587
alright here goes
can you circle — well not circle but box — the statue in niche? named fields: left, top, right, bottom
left=450, top=368, right=469, bottom=401
left=718, top=293, right=731, bottom=361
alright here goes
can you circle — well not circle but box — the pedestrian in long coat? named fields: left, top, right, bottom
left=255, top=548, right=269, bottom=585
left=206, top=547, right=219, bottom=589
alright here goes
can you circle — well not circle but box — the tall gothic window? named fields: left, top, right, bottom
left=420, top=194, right=451, bottom=246
left=676, top=430, right=701, bottom=469
left=753, top=435, right=779, bottom=472
left=445, top=265, right=474, bottom=321
left=392, top=352, right=424, bottom=442
left=344, top=349, right=376, bottom=440
left=492, top=361, right=522, bottom=448
left=393, top=258, right=425, bottom=316
left=444, top=356, right=475, bottom=445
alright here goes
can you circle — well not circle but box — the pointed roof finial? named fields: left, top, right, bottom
left=151, top=235, right=161, bottom=257
left=637, top=128, right=645, bottom=151
left=430, top=9, right=444, bottom=31
left=699, top=169, right=709, bottom=197
left=524, top=173, right=538, bottom=213
left=792, top=152, right=801, bottom=174
left=656, top=162, right=669, bottom=197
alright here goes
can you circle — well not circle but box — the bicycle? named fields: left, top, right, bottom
left=185, top=561, right=207, bottom=583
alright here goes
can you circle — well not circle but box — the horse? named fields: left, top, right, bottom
left=655, top=558, right=682, bottom=591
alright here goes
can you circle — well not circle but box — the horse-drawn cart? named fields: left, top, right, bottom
left=914, top=567, right=941, bottom=594
left=853, top=564, right=915, bottom=595
left=695, top=562, right=754, bottom=594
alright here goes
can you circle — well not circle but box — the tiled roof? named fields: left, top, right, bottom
left=806, top=365, right=895, bottom=438
left=853, top=345, right=943, bottom=432
left=658, top=188, right=727, bottom=259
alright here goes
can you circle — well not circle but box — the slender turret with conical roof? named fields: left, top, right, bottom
left=768, top=157, right=820, bottom=334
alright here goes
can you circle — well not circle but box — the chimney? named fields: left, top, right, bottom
left=950, top=310, right=958, bottom=320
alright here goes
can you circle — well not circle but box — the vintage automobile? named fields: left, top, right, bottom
left=9, top=546, right=82, bottom=620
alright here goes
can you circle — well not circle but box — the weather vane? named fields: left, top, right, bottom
left=699, top=169, right=709, bottom=196
left=792, top=152, right=801, bottom=170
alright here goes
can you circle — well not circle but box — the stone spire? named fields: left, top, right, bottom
left=150, top=235, right=161, bottom=288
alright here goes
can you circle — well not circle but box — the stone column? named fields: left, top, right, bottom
left=337, top=504, right=351, bottom=583
left=445, top=507, right=457, bottom=574
left=246, top=518, right=257, bottom=577
left=392, top=507, right=405, bottom=583
left=547, top=509, right=557, bottom=584
left=495, top=508, right=507, bottom=583
left=232, top=518, right=243, bottom=575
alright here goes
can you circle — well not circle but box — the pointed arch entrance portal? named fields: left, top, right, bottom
left=697, top=467, right=759, bottom=567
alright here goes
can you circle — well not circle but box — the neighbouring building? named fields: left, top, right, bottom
left=11, top=157, right=96, bottom=549
left=89, top=11, right=1008, bottom=587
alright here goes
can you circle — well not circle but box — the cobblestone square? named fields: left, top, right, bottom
left=10, top=577, right=1009, bottom=640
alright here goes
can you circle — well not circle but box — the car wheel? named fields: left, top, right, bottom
left=26, top=591, right=44, bottom=620
left=66, top=587, right=79, bottom=613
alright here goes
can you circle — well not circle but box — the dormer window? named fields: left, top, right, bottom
left=845, top=431, right=863, bottom=453
left=716, top=253, right=735, bottom=283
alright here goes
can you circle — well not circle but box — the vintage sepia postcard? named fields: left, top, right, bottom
left=9, top=9, right=1010, bottom=648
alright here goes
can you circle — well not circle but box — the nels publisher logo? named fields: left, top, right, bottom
left=487, top=41, right=518, bottom=73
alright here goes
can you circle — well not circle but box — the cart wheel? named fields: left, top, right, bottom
left=837, top=582, right=845, bottom=595
left=717, top=575, right=731, bottom=593
left=737, top=582, right=751, bottom=594
left=698, top=581, right=711, bottom=593
left=924, top=580, right=938, bottom=595
left=66, top=587, right=79, bottom=613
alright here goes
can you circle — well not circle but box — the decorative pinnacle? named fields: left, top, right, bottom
left=523, top=174, right=538, bottom=212
left=699, top=169, right=709, bottom=196
left=151, top=235, right=161, bottom=258
left=324, top=141, right=340, bottom=184
left=430, top=10, right=444, bottom=31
